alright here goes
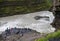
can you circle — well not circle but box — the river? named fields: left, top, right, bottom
left=0, top=11, right=55, bottom=34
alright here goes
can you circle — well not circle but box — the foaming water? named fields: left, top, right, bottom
left=0, top=11, right=55, bottom=33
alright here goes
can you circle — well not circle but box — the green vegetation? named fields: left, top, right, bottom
left=0, top=0, right=52, bottom=17
left=35, top=30, right=60, bottom=41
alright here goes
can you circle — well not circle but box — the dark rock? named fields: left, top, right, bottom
left=49, top=37, right=60, bottom=41
left=34, top=16, right=41, bottom=20
left=1, top=27, right=36, bottom=38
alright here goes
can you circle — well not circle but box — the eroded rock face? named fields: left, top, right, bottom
left=0, top=11, right=55, bottom=33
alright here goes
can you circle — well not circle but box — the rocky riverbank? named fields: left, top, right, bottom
left=0, top=28, right=43, bottom=41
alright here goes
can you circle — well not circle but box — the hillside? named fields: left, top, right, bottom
left=0, top=0, right=52, bottom=17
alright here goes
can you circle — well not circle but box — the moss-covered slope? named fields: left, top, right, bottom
left=0, top=0, right=52, bottom=17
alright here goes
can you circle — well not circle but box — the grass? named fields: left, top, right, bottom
left=35, top=30, right=60, bottom=41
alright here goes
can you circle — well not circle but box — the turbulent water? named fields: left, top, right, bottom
left=0, top=11, right=55, bottom=33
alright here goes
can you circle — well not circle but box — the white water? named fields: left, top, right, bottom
left=0, top=11, right=55, bottom=33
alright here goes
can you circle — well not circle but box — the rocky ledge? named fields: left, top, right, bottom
left=0, top=28, right=43, bottom=41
